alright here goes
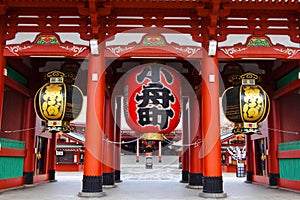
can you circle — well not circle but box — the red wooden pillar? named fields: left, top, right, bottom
left=114, top=96, right=122, bottom=182
left=187, top=95, right=203, bottom=189
left=103, top=97, right=116, bottom=187
left=0, top=15, right=6, bottom=128
left=48, top=132, right=57, bottom=182
left=158, top=141, right=162, bottom=163
left=245, top=135, right=253, bottom=183
left=268, top=99, right=281, bottom=187
left=136, top=138, right=140, bottom=162
left=200, top=55, right=226, bottom=197
left=79, top=39, right=106, bottom=197
left=22, top=98, right=36, bottom=184
left=180, top=97, right=189, bottom=183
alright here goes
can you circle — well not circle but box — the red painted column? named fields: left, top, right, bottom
left=0, top=15, right=6, bottom=128
left=22, top=98, right=36, bottom=185
left=180, top=97, right=189, bottom=183
left=268, top=99, right=281, bottom=187
left=187, top=95, right=203, bottom=189
left=200, top=55, right=226, bottom=197
left=158, top=141, right=162, bottom=163
left=48, top=132, right=57, bottom=182
left=136, top=138, right=140, bottom=162
left=114, top=96, right=122, bottom=182
left=245, top=135, right=253, bottom=183
left=103, top=97, right=116, bottom=187
left=79, top=39, right=106, bottom=196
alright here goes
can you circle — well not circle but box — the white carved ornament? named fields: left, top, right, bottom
left=220, top=47, right=248, bottom=58
left=173, top=47, right=201, bottom=57
left=5, top=45, right=33, bottom=56
left=107, top=46, right=135, bottom=57
left=59, top=45, right=87, bottom=57
left=273, top=47, right=300, bottom=59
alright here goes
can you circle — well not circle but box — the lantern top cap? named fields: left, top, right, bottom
left=46, top=70, right=65, bottom=83
left=240, top=72, right=259, bottom=85
left=47, top=70, right=65, bottom=78
left=240, top=72, right=259, bottom=80
left=228, top=72, right=260, bottom=86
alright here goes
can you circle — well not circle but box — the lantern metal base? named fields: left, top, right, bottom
left=141, top=133, right=163, bottom=141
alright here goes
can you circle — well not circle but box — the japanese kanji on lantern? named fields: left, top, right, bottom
left=221, top=72, right=270, bottom=135
left=124, top=64, right=181, bottom=136
left=34, top=70, right=83, bottom=132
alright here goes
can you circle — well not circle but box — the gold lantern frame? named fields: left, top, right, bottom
left=34, top=70, right=83, bottom=132
left=222, top=72, right=270, bottom=135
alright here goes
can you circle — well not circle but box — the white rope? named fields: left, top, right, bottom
left=1, top=126, right=298, bottom=136
left=264, top=127, right=299, bottom=135
left=2, top=127, right=36, bottom=133
left=104, top=136, right=143, bottom=144
left=163, top=135, right=201, bottom=147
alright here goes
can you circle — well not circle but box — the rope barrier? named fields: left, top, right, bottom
left=263, top=127, right=299, bottom=135
left=104, top=136, right=143, bottom=145
left=163, top=135, right=201, bottom=147
left=1, top=127, right=36, bottom=133
left=1, top=127, right=298, bottom=137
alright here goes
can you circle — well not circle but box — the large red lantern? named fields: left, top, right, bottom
left=124, top=64, right=181, bottom=134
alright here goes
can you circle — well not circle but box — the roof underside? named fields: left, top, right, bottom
left=1, top=0, right=300, bottom=44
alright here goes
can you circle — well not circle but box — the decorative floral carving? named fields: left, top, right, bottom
left=107, top=46, right=135, bottom=57
left=273, top=47, right=300, bottom=59
left=5, top=45, right=33, bottom=56
left=173, top=47, right=201, bottom=57
left=142, top=36, right=165, bottom=46
left=36, top=35, right=59, bottom=45
left=247, top=37, right=271, bottom=47
left=59, top=45, right=87, bottom=57
left=220, top=47, right=248, bottom=58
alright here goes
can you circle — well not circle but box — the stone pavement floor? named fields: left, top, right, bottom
left=1, top=155, right=300, bottom=200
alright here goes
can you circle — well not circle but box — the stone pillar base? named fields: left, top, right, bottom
left=115, top=170, right=122, bottom=183
left=202, top=176, right=225, bottom=194
left=49, top=169, right=56, bottom=182
left=187, top=173, right=203, bottom=189
left=180, top=170, right=189, bottom=183
left=78, top=192, right=106, bottom=197
left=23, top=171, right=34, bottom=185
left=269, top=173, right=279, bottom=188
left=103, top=172, right=116, bottom=188
left=200, top=176, right=227, bottom=197
left=186, top=185, right=203, bottom=189
left=81, top=175, right=103, bottom=193
left=103, top=172, right=115, bottom=186
left=199, top=192, right=227, bottom=198
left=245, top=171, right=253, bottom=183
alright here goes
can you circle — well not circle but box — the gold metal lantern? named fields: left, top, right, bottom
left=222, top=72, right=270, bottom=135
left=34, top=70, right=83, bottom=132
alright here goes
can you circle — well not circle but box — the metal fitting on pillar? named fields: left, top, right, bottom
left=90, top=39, right=99, bottom=55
